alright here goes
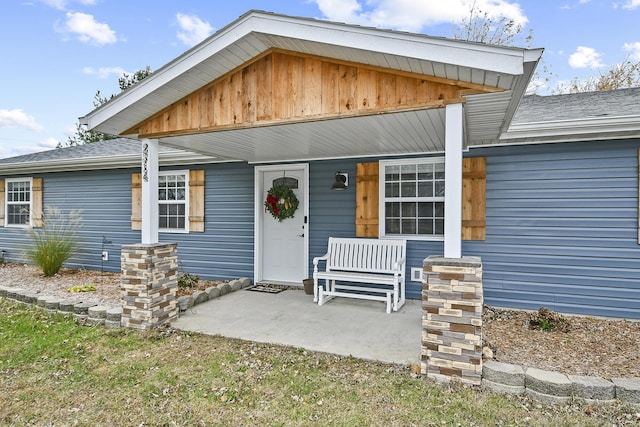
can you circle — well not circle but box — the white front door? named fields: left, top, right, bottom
left=255, top=164, right=308, bottom=284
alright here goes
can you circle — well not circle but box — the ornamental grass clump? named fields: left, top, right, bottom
left=27, top=206, right=83, bottom=277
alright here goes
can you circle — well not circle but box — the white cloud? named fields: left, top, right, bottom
left=61, top=12, right=117, bottom=46
left=623, top=41, right=640, bottom=61
left=11, top=138, right=60, bottom=156
left=82, top=66, right=127, bottom=79
left=622, top=0, right=640, bottom=9
left=176, top=13, right=214, bottom=46
left=37, top=137, right=60, bottom=150
left=39, top=0, right=97, bottom=10
left=568, top=46, right=604, bottom=69
left=313, top=0, right=528, bottom=32
left=0, top=109, right=44, bottom=132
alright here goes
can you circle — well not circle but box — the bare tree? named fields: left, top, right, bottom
left=554, top=57, right=640, bottom=93
left=452, top=1, right=532, bottom=47
left=63, top=66, right=152, bottom=147
left=452, top=2, right=551, bottom=93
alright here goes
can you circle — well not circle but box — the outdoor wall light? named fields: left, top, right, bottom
left=331, top=172, right=348, bottom=190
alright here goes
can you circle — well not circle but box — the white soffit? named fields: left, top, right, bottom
left=157, top=109, right=447, bottom=163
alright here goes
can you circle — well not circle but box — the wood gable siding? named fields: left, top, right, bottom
left=129, top=50, right=494, bottom=138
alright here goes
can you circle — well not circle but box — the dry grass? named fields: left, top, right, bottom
left=1, top=300, right=639, bottom=426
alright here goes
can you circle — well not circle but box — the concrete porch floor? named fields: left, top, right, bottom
left=171, top=288, right=422, bottom=366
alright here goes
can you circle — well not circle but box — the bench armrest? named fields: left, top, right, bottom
left=393, top=257, right=406, bottom=272
left=313, top=253, right=329, bottom=269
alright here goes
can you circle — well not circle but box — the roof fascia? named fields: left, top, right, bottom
left=501, top=115, right=640, bottom=142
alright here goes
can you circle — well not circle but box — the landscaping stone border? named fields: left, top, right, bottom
left=483, top=360, right=640, bottom=408
left=176, top=278, right=253, bottom=312
left=0, top=276, right=252, bottom=329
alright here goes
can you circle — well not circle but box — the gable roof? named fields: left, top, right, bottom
left=79, top=10, right=542, bottom=163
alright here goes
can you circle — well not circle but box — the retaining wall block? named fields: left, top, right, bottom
left=5, top=288, right=22, bottom=300
left=45, top=299, right=61, bottom=312
left=106, top=306, right=123, bottom=322
left=569, top=375, right=615, bottom=403
left=219, top=283, right=232, bottom=295
left=612, top=378, right=640, bottom=406
left=178, top=295, right=193, bottom=312
left=205, top=287, right=221, bottom=299
left=525, top=367, right=572, bottom=405
left=482, top=360, right=525, bottom=395
left=193, top=291, right=209, bottom=305
left=230, top=280, right=242, bottom=292
left=58, top=300, right=76, bottom=313
left=36, top=295, right=52, bottom=308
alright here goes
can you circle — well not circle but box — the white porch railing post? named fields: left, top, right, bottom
left=141, top=138, right=159, bottom=244
left=444, top=103, right=463, bottom=259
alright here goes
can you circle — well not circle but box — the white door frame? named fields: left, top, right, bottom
left=254, top=163, right=309, bottom=284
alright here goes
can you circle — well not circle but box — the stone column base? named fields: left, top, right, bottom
left=121, top=243, right=178, bottom=330
left=422, top=255, right=483, bottom=385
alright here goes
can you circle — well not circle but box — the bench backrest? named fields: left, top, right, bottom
left=326, top=237, right=406, bottom=274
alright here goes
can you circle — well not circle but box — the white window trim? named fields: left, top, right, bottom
left=5, top=177, right=33, bottom=228
left=158, top=170, right=189, bottom=234
left=378, top=157, right=445, bottom=241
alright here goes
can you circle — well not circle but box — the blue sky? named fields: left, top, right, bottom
left=1, top=0, right=639, bottom=159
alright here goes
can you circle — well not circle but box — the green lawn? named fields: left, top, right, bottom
left=0, top=299, right=636, bottom=426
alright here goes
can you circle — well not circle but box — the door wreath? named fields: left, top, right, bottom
left=264, top=184, right=299, bottom=222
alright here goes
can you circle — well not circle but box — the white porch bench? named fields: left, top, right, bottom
left=313, top=237, right=406, bottom=313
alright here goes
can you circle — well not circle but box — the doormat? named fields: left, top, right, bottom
left=247, top=284, right=288, bottom=294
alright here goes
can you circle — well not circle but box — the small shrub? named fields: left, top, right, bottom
left=178, top=272, right=199, bottom=289
left=529, top=306, right=570, bottom=332
left=27, top=206, right=83, bottom=277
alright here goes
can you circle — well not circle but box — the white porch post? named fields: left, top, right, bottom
left=444, top=103, right=463, bottom=258
left=141, top=138, right=159, bottom=244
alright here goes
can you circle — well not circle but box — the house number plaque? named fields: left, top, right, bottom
left=142, top=142, right=149, bottom=182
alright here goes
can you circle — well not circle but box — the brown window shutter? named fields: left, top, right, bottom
left=189, top=170, right=205, bottom=232
left=32, top=178, right=43, bottom=228
left=131, top=173, right=142, bottom=230
left=0, top=179, right=4, bottom=226
left=462, top=157, right=486, bottom=240
left=356, top=162, right=379, bottom=237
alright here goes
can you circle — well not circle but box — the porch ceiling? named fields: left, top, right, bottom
left=157, top=108, right=446, bottom=163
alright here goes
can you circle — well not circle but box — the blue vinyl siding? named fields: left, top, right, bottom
left=467, top=139, right=640, bottom=318
left=0, top=169, right=140, bottom=271
left=1, top=138, right=638, bottom=318
left=164, top=162, right=255, bottom=280
left=0, top=163, right=257, bottom=282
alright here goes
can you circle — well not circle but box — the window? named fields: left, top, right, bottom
left=158, top=171, right=189, bottom=232
left=131, top=170, right=204, bottom=232
left=379, top=158, right=445, bottom=239
left=6, top=178, right=32, bottom=226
